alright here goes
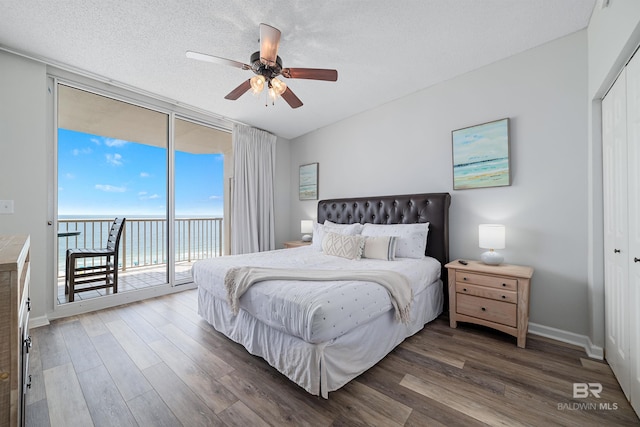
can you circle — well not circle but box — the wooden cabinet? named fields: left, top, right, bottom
left=445, top=260, right=533, bottom=348
left=0, top=235, right=31, bottom=427
left=283, top=240, right=311, bottom=249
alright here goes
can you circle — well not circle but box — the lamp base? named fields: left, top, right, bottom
left=301, top=234, right=312, bottom=242
left=481, top=250, right=503, bottom=265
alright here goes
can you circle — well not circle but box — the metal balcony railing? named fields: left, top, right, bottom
left=57, top=217, right=223, bottom=276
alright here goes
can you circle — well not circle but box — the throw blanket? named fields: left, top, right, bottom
left=224, top=267, right=414, bottom=324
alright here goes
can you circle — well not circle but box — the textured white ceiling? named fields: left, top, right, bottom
left=0, top=0, right=595, bottom=139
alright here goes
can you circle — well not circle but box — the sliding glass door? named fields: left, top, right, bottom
left=174, top=118, right=230, bottom=284
left=55, top=83, right=231, bottom=304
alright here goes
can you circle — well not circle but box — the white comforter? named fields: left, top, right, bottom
left=192, top=246, right=441, bottom=344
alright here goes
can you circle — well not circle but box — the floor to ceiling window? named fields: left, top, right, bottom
left=55, top=83, right=231, bottom=304
left=174, top=118, right=231, bottom=284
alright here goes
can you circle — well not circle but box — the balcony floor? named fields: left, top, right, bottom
left=57, top=262, right=194, bottom=304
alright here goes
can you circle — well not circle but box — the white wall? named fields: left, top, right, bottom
left=0, top=51, right=50, bottom=319
left=586, top=0, right=640, bottom=349
left=288, top=31, right=590, bottom=338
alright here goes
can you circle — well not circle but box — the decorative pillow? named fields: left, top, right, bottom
left=312, top=221, right=363, bottom=250
left=322, top=232, right=365, bottom=260
left=361, top=223, right=429, bottom=259
left=363, top=236, right=397, bottom=261
left=323, top=220, right=364, bottom=235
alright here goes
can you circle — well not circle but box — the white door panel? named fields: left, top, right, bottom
left=603, top=69, right=629, bottom=397
left=626, top=50, right=640, bottom=415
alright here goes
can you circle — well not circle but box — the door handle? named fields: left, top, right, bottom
left=614, top=249, right=621, bottom=253
left=635, top=257, right=640, bottom=263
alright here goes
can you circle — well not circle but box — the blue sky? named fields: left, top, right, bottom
left=58, top=129, right=224, bottom=217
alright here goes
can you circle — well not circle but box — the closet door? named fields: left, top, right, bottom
left=603, top=69, right=629, bottom=397
left=626, top=51, right=640, bottom=412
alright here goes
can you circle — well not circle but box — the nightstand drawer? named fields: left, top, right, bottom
left=457, top=293, right=517, bottom=327
left=455, top=271, right=517, bottom=291
left=456, top=283, right=517, bottom=303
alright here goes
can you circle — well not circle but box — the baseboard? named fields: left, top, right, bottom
left=29, top=315, right=50, bottom=329
left=528, top=322, right=604, bottom=360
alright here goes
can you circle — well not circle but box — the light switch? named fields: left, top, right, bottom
left=0, top=200, right=14, bottom=214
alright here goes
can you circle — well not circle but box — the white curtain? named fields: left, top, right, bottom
left=231, top=123, right=276, bottom=254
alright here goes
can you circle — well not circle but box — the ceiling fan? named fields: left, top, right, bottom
left=186, top=23, right=338, bottom=109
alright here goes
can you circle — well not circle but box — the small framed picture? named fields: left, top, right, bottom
left=452, top=118, right=510, bottom=190
left=299, top=163, right=318, bottom=200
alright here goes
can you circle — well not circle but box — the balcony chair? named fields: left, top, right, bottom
left=65, top=217, right=126, bottom=302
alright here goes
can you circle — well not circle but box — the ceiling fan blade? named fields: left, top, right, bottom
left=224, top=80, right=252, bottom=100
left=281, top=87, right=303, bottom=109
left=259, top=23, right=281, bottom=66
left=186, top=51, right=250, bottom=70
left=281, top=68, right=338, bottom=81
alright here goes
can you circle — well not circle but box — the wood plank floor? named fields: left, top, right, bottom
left=26, top=289, right=640, bottom=426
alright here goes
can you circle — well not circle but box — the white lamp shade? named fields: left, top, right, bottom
left=301, top=220, right=313, bottom=234
left=479, top=224, right=505, bottom=249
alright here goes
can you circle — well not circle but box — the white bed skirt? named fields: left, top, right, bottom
left=197, top=279, right=443, bottom=398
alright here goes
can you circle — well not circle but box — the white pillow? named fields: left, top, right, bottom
left=312, top=221, right=363, bottom=250
left=323, top=220, right=364, bottom=234
left=322, top=232, right=365, bottom=260
left=363, top=236, right=397, bottom=261
left=361, top=223, right=429, bottom=259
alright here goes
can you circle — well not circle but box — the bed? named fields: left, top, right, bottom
left=193, top=192, right=451, bottom=398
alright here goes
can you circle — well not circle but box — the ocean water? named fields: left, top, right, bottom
left=453, top=157, right=509, bottom=189
left=57, top=215, right=223, bottom=274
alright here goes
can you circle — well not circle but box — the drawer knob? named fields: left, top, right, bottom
left=463, top=277, right=468, bottom=281
left=502, top=283, right=507, bottom=287
left=501, top=295, right=506, bottom=299
left=481, top=307, right=486, bottom=311
left=463, top=288, right=467, bottom=292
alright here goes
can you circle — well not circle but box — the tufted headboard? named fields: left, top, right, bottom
left=317, top=193, right=451, bottom=273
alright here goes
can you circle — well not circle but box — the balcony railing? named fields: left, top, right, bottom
left=57, top=217, right=223, bottom=276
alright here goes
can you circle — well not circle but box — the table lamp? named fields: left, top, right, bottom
left=479, top=224, right=505, bottom=265
left=301, top=220, right=313, bottom=242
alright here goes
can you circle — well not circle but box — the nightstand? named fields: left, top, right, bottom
left=445, top=259, right=534, bottom=348
left=283, top=240, right=311, bottom=249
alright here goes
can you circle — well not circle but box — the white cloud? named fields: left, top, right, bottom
left=104, top=138, right=128, bottom=147
left=140, top=172, right=150, bottom=178
left=91, top=138, right=101, bottom=145
left=95, top=184, right=126, bottom=193
left=106, top=153, right=123, bottom=166
left=209, top=195, right=222, bottom=200
left=72, top=147, right=92, bottom=156
left=64, top=173, right=75, bottom=179
left=139, top=192, right=161, bottom=200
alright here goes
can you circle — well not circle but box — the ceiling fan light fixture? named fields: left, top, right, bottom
left=187, top=24, right=337, bottom=109
left=268, top=84, right=277, bottom=103
left=271, top=77, right=287, bottom=96
left=250, top=75, right=266, bottom=95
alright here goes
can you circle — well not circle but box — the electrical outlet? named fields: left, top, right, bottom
left=0, top=200, right=14, bottom=214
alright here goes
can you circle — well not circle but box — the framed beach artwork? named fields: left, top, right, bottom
left=299, top=162, right=318, bottom=200
left=451, top=118, right=511, bottom=190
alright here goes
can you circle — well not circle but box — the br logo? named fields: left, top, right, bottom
left=573, top=383, right=602, bottom=398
